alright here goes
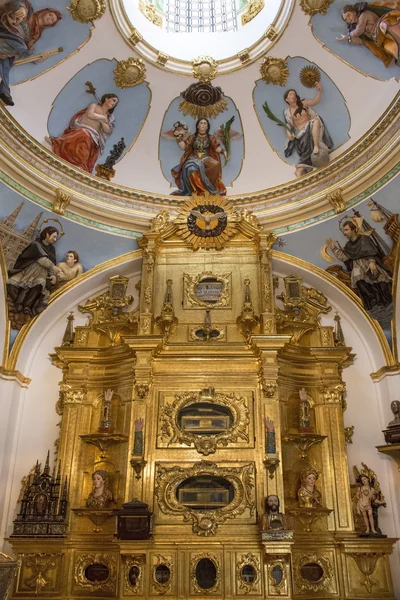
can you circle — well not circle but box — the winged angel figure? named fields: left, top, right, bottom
left=161, top=117, right=242, bottom=196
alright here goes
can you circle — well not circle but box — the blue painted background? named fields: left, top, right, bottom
left=275, top=174, right=399, bottom=270
left=10, top=0, right=90, bottom=84
left=253, top=57, right=351, bottom=166
left=159, top=96, right=244, bottom=189
left=312, top=1, right=399, bottom=80
left=0, top=181, right=137, bottom=271
left=48, top=59, right=151, bottom=167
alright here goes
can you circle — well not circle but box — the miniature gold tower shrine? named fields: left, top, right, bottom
left=8, top=198, right=397, bottom=599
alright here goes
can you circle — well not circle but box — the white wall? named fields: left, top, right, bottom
left=0, top=256, right=141, bottom=551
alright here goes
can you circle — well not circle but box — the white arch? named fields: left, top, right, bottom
left=0, top=252, right=142, bottom=549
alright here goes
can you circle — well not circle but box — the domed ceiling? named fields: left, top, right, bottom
left=0, top=0, right=398, bottom=234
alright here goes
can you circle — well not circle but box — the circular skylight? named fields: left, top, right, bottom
left=112, top=0, right=293, bottom=73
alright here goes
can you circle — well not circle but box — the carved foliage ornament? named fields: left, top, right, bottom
left=260, top=57, right=289, bottom=86
left=160, top=389, right=250, bottom=455
left=74, top=553, right=117, bottom=593
left=114, top=58, right=146, bottom=89
left=123, top=555, right=145, bottom=594
left=192, top=56, right=218, bottom=82
left=191, top=553, right=221, bottom=594
left=184, top=271, right=231, bottom=310
left=152, top=555, right=173, bottom=594
left=299, top=0, right=334, bottom=15
left=68, top=0, right=106, bottom=23
left=155, top=461, right=255, bottom=536
left=236, top=553, right=260, bottom=594
left=242, top=0, right=264, bottom=24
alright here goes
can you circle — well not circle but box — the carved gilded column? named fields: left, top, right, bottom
left=259, top=233, right=276, bottom=334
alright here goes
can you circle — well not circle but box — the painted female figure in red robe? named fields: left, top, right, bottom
left=49, top=93, right=119, bottom=173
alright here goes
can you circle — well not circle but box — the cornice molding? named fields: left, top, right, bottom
left=0, top=94, right=399, bottom=235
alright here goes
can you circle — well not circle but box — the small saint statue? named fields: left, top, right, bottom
left=355, top=473, right=386, bottom=536
left=86, top=470, right=113, bottom=509
left=99, top=389, right=114, bottom=432
left=299, top=388, right=312, bottom=432
left=264, top=417, right=276, bottom=454
left=298, top=467, right=322, bottom=508
left=262, top=494, right=287, bottom=531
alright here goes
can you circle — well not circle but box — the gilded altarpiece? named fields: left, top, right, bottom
left=7, top=197, right=397, bottom=599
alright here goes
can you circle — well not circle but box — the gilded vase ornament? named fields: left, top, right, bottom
left=114, top=58, right=146, bottom=88
left=299, top=65, right=321, bottom=88
left=299, top=0, right=334, bottom=16
left=260, top=57, right=289, bottom=86
left=68, top=0, right=106, bottom=23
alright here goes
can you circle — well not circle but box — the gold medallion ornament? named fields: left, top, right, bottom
left=175, top=195, right=237, bottom=250
left=68, top=0, right=106, bottom=23
left=113, top=58, right=146, bottom=88
left=260, top=57, right=289, bottom=86
left=192, top=56, right=218, bottom=82
left=299, top=65, right=321, bottom=88
left=299, top=0, right=334, bottom=15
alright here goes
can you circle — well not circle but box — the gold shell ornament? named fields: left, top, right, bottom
left=113, top=58, right=146, bottom=88
left=68, top=0, right=106, bottom=23
left=260, top=57, right=289, bottom=86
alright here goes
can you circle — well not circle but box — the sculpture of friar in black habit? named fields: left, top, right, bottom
left=7, top=226, right=63, bottom=317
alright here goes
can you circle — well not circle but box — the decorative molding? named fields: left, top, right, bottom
left=159, top=388, right=250, bottom=455
left=68, top=0, right=106, bottom=22
left=293, top=553, right=334, bottom=593
left=154, top=460, right=255, bottom=535
left=192, top=56, right=218, bottom=82
left=74, top=553, right=117, bottom=593
left=114, top=58, right=146, bottom=88
left=0, top=367, right=31, bottom=387
left=299, top=0, right=334, bottom=16
left=348, top=553, right=384, bottom=594
left=265, top=25, right=278, bottom=40
left=157, top=51, right=169, bottom=66
left=139, top=0, right=162, bottom=26
left=152, top=555, right=173, bottom=594
left=236, top=553, right=260, bottom=594
left=23, top=553, right=61, bottom=594
left=326, top=189, right=346, bottom=214
left=191, top=553, right=221, bottom=594
left=53, top=189, right=72, bottom=215
left=130, top=28, right=143, bottom=45
left=184, top=272, right=231, bottom=310
left=242, top=0, right=264, bottom=24
left=237, top=49, right=250, bottom=63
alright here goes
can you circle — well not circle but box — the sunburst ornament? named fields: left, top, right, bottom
left=299, top=65, right=321, bottom=88
left=175, top=195, right=237, bottom=250
left=260, top=57, right=289, bottom=86
left=113, top=58, right=146, bottom=88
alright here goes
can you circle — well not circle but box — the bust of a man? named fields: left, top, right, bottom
left=388, top=401, right=400, bottom=428
left=262, top=494, right=287, bottom=531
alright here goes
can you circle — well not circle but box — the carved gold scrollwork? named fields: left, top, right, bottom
left=348, top=553, right=384, bottom=593
left=53, top=189, right=72, bottom=215
left=267, top=557, right=289, bottom=596
left=293, top=553, right=333, bottom=593
left=152, top=555, right=173, bottom=594
left=191, top=553, right=221, bottom=594
left=155, top=461, right=255, bottom=536
left=242, top=0, right=264, bottom=24
left=68, top=0, right=105, bottom=22
left=159, top=389, right=250, bottom=455
left=236, top=553, right=260, bottom=594
left=136, top=383, right=149, bottom=399
left=184, top=272, right=231, bottom=309
left=114, top=58, right=146, bottom=88
left=139, top=0, right=162, bottom=25
left=123, top=555, right=145, bottom=595
left=74, top=553, right=117, bottom=592
left=24, top=553, right=61, bottom=594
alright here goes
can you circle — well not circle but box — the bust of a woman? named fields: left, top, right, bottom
left=298, top=467, right=322, bottom=508
left=86, top=470, right=113, bottom=509
left=388, top=400, right=400, bottom=427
